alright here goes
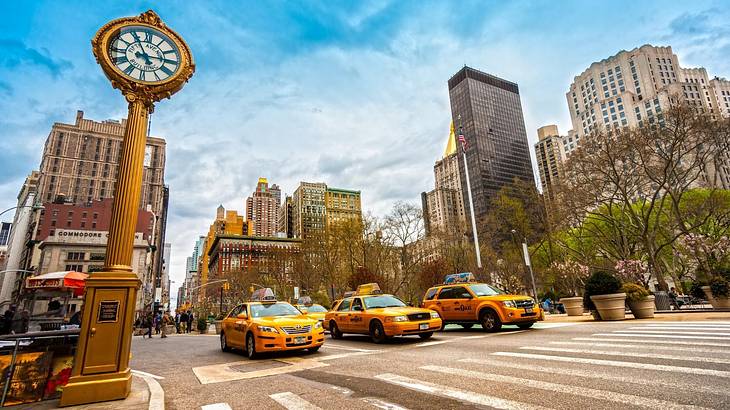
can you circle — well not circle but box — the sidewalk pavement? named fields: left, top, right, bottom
left=15, top=374, right=154, bottom=410
left=544, top=310, right=730, bottom=322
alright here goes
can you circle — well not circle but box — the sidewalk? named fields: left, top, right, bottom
left=14, top=373, right=155, bottom=410
left=545, top=310, right=730, bottom=322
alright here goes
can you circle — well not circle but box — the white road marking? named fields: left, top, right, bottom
left=492, top=352, right=730, bottom=378
left=414, top=340, right=450, bottom=347
left=374, top=373, right=547, bottom=410
left=421, top=365, right=704, bottom=409
left=132, top=371, right=165, bottom=410
left=192, top=357, right=328, bottom=384
left=321, top=344, right=378, bottom=352
left=317, top=351, right=379, bottom=361
left=269, top=392, right=321, bottom=410
left=553, top=341, right=730, bottom=355
left=361, top=397, right=409, bottom=409
left=201, top=404, right=233, bottom=410
left=595, top=333, right=730, bottom=341
left=131, top=369, right=165, bottom=380
left=644, top=323, right=730, bottom=327
left=520, top=346, right=730, bottom=364
left=460, top=330, right=528, bottom=340
left=531, top=322, right=582, bottom=329
left=573, top=337, right=730, bottom=348
left=459, top=358, right=730, bottom=396
left=629, top=326, right=730, bottom=332
left=613, top=330, right=730, bottom=336
left=651, top=321, right=730, bottom=325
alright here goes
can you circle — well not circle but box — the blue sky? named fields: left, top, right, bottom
left=2, top=0, right=729, bottom=299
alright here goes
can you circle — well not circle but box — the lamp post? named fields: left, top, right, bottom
left=0, top=204, right=45, bottom=219
left=511, top=229, right=538, bottom=300
left=60, top=10, right=194, bottom=406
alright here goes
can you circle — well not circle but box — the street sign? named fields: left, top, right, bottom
left=294, top=286, right=300, bottom=300
left=522, top=243, right=531, bottom=267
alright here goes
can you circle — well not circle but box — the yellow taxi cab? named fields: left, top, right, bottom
left=422, top=273, right=542, bottom=332
left=325, top=283, right=442, bottom=343
left=294, top=296, right=327, bottom=324
left=220, top=288, right=325, bottom=358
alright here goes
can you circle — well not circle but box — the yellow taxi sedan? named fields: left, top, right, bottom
left=220, top=289, right=325, bottom=358
left=325, top=283, right=442, bottom=343
left=294, top=303, right=327, bottom=324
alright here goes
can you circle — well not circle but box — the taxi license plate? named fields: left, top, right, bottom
left=525, top=308, right=533, bottom=313
left=294, top=336, right=306, bottom=345
left=419, top=323, right=428, bottom=330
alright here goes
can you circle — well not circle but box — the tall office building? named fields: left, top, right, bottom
left=324, top=188, right=362, bottom=228
left=292, top=182, right=327, bottom=239
left=447, top=66, right=536, bottom=234
left=245, top=177, right=280, bottom=237
left=567, top=44, right=730, bottom=188
left=422, top=122, right=466, bottom=235
left=278, top=195, right=293, bottom=238
left=534, top=125, right=567, bottom=198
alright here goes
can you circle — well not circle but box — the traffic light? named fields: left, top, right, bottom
left=222, top=282, right=230, bottom=292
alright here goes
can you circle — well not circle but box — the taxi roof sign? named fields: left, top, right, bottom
left=342, top=291, right=356, bottom=298
left=355, top=283, right=382, bottom=296
left=297, top=296, right=313, bottom=306
left=250, top=288, right=277, bottom=302
left=444, top=272, right=476, bottom=284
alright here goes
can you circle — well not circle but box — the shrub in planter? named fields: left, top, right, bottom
left=703, top=276, right=730, bottom=309
left=690, top=282, right=706, bottom=300
left=197, top=317, right=209, bottom=333
left=584, top=271, right=626, bottom=321
left=621, top=282, right=655, bottom=319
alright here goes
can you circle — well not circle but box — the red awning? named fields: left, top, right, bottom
left=26, top=271, right=88, bottom=296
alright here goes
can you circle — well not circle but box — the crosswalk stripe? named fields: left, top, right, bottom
left=361, top=397, right=409, bottom=409
left=651, top=321, right=730, bottom=325
left=414, top=340, right=450, bottom=347
left=614, top=330, right=730, bottom=336
left=575, top=337, right=730, bottom=347
left=629, top=326, right=730, bottom=332
left=374, top=373, right=547, bottom=410
left=520, top=346, right=730, bottom=364
left=595, top=333, right=730, bottom=341
left=459, top=358, right=730, bottom=396
left=269, top=392, right=321, bottom=410
left=644, top=323, right=730, bottom=327
left=553, top=341, right=730, bottom=355
left=201, top=404, right=233, bottom=410
left=321, top=344, right=377, bottom=352
left=492, top=352, right=730, bottom=378
left=421, top=365, right=704, bottom=409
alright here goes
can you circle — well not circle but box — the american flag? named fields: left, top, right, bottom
left=458, top=132, right=467, bottom=151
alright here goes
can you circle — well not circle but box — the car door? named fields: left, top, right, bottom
left=224, top=305, right=242, bottom=347
left=335, top=298, right=353, bottom=332
left=349, top=297, right=367, bottom=333
left=232, top=304, right=250, bottom=347
left=437, top=286, right=474, bottom=321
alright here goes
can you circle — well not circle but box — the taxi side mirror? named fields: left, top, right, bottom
left=236, top=312, right=248, bottom=319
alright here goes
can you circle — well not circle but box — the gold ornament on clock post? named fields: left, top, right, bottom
left=60, top=10, right=194, bottom=406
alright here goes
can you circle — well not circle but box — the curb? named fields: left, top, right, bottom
left=132, top=371, right=165, bottom=410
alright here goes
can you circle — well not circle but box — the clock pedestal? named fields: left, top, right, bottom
left=60, top=97, right=150, bottom=407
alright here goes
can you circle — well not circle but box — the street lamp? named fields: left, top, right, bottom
left=0, top=204, right=45, bottom=219
left=511, top=229, right=538, bottom=301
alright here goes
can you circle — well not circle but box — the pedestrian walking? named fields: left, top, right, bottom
left=154, top=312, right=161, bottom=334
left=161, top=311, right=171, bottom=338
left=186, top=310, right=193, bottom=333
left=145, top=313, right=153, bottom=338
left=175, top=311, right=181, bottom=334
left=180, top=310, right=188, bottom=333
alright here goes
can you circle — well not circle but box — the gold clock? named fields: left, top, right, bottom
left=92, top=10, right=194, bottom=102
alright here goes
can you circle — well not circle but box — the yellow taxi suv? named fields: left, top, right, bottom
left=422, top=273, right=542, bottom=332
left=325, top=283, right=442, bottom=343
left=220, top=288, right=325, bottom=358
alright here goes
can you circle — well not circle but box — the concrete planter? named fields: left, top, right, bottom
left=590, top=293, right=627, bottom=321
left=627, top=295, right=655, bottom=319
left=559, top=297, right=584, bottom=316
left=702, top=286, right=730, bottom=309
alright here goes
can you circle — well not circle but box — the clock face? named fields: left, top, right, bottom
left=108, top=25, right=181, bottom=83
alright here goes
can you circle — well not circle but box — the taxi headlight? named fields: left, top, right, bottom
left=314, top=321, right=323, bottom=329
left=502, top=300, right=516, bottom=308
left=430, top=311, right=440, bottom=319
left=392, top=315, right=408, bottom=322
left=258, top=325, right=279, bottom=334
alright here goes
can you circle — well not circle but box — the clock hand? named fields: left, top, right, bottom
left=135, top=51, right=153, bottom=65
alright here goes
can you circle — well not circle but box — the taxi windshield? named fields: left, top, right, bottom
left=363, top=295, right=406, bottom=309
left=250, top=302, right=301, bottom=318
left=468, top=284, right=506, bottom=296
left=305, top=304, right=327, bottom=313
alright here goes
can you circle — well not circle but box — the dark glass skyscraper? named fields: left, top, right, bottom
left=448, top=66, right=535, bottom=234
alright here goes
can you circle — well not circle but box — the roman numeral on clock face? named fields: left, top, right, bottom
left=160, top=65, right=174, bottom=76
left=123, top=65, right=135, bottom=77
left=113, top=56, right=127, bottom=65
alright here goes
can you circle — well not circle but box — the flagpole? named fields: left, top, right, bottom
left=458, top=117, right=483, bottom=273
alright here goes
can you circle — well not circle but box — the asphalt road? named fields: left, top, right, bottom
left=130, top=320, right=730, bottom=409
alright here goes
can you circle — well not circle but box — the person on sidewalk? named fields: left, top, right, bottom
left=174, top=311, right=181, bottom=334
left=186, top=310, right=194, bottom=333
left=161, top=311, right=171, bottom=338
left=144, top=313, right=153, bottom=338
left=180, top=310, right=188, bottom=333
left=154, top=312, right=161, bottom=334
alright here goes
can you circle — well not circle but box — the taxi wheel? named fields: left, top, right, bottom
left=369, top=320, right=387, bottom=344
left=480, top=310, right=502, bottom=332
left=220, top=332, right=231, bottom=352
left=246, top=333, right=259, bottom=359
left=461, top=324, right=474, bottom=330
left=330, top=321, right=343, bottom=339
left=418, top=332, right=433, bottom=339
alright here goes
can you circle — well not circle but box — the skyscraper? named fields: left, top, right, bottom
left=534, top=125, right=567, bottom=199
left=245, top=177, right=280, bottom=237
left=447, top=66, right=536, bottom=234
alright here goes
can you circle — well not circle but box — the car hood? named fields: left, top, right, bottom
left=251, top=315, right=317, bottom=326
left=365, top=306, right=433, bottom=316
left=477, top=294, right=534, bottom=302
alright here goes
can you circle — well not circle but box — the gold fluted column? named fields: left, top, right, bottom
left=60, top=95, right=152, bottom=407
